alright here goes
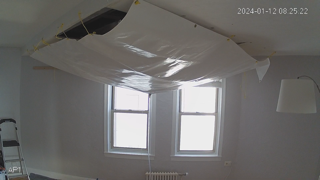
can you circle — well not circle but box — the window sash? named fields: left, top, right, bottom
left=112, top=86, right=149, bottom=111
left=111, top=87, right=150, bottom=151
left=112, top=109, right=149, bottom=114
left=177, top=88, right=219, bottom=153
left=180, top=112, right=217, bottom=116
left=179, top=88, right=219, bottom=113
left=177, top=114, right=217, bottom=153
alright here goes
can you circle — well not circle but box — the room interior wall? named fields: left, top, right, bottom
left=231, top=56, right=320, bottom=180
left=20, top=56, right=241, bottom=180
left=0, top=48, right=21, bottom=145
left=20, top=55, right=320, bottom=180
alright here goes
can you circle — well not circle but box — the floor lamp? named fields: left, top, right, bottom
left=276, top=76, right=319, bottom=114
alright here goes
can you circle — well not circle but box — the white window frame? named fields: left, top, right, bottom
left=171, top=80, right=225, bottom=161
left=104, top=85, right=156, bottom=160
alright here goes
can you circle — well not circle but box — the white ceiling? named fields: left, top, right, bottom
left=0, top=0, right=319, bottom=56
left=0, top=0, right=85, bottom=48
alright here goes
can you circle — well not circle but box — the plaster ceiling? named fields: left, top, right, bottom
left=0, top=0, right=319, bottom=56
left=0, top=0, right=85, bottom=48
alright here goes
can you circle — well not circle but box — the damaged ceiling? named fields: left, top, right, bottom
left=0, top=0, right=319, bottom=56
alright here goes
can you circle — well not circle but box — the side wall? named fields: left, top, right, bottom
left=0, top=48, right=21, bottom=121
left=20, top=56, right=241, bottom=180
left=0, top=48, right=21, bottom=141
left=20, top=55, right=320, bottom=180
left=232, top=56, right=320, bottom=180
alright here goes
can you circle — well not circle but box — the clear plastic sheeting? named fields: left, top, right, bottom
left=256, top=58, right=270, bottom=82
left=31, top=0, right=270, bottom=93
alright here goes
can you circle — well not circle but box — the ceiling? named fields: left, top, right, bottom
left=0, top=0, right=85, bottom=48
left=0, top=0, right=319, bottom=56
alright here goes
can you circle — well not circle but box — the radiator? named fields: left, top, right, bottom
left=146, top=172, right=185, bottom=180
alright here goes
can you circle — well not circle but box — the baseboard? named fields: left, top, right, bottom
left=27, top=168, right=96, bottom=180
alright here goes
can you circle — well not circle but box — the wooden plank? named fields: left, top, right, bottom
left=9, top=177, right=29, bottom=180
left=7, top=175, right=29, bottom=180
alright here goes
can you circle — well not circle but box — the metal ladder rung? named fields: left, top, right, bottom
left=0, top=118, right=29, bottom=180
left=0, top=119, right=16, bottom=125
left=3, top=140, right=20, bottom=147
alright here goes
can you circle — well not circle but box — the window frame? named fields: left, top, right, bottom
left=104, top=85, right=156, bottom=159
left=171, top=80, right=225, bottom=161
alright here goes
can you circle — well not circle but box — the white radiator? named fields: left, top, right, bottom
left=146, top=172, right=186, bottom=180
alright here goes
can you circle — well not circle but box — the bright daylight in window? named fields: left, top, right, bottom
left=172, top=81, right=225, bottom=160
left=105, top=86, right=155, bottom=158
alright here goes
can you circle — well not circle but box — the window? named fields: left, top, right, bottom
left=104, top=85, right=156, bottom=158
left=171, top=81, right=225, bottom=160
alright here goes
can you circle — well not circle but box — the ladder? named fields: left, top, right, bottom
left=0, top=119, right=29, bottom=180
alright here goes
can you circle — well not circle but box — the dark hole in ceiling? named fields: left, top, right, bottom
left=57, top=8, right=127, bottom=40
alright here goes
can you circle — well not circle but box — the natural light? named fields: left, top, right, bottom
left=114, top=87, right=148, bottom=111
left=113, top=87, right=149, bottom=149
left=114, top=113, right=147, bottom=149
left=181, top=87, right=216, bottom=113
left=180, top=87, right=216, bottom=151
left=180, top=115, right=215, bottom=150
left=113, top=86, right=217, bottom=151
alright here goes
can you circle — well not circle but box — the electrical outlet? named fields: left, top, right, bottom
left=224, top=161, right=232, bottom=166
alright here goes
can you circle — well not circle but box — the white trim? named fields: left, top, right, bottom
left=112, top=109, right=149, bottom=114
left=104, top=152, right=155, bottom=160
left=171, top=155, right=221, bottom=162
left=104, top=85, right=156, bottom=158
left=103, top=85, right=112, bottom=157
left=217, top=79, right=226, bottom=157
left=149, top=94, right=156, bottom=157
left=28, top=168, right=95, bottom=180
left=171, top=90, right=179, bottom=157
left=171, top=79, right=226, bottom=161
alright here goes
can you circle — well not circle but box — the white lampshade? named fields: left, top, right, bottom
left=276, top=79, right=316, bottom=113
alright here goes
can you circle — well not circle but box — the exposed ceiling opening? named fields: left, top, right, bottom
left=57, top=8, right=126, bottom=40
left=0, top=0, right=319, bottom=56
left=30, top=0, right=270, bottom=93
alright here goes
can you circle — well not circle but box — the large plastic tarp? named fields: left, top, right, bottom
left=31, top=0, right=270, bottom=93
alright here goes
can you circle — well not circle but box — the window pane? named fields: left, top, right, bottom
left=180, top=115, right=215, bottom=151
left=181, top=87, right=216, bottom=113
left=114, top=87, right=148, bottom=110
left=114, top=113, right=147, bottom=149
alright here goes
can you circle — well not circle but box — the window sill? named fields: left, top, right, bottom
left=104, top=151, right=154, bottom=160
left=170, top=154, right=221, bottom=161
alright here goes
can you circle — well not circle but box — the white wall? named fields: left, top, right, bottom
left=20, top=55, right=320, bottom=180
left=0, top=48, right=21, bottom=141
left=20, top=56, right=240, bottom=180
left=232, top=56, right=320, bottom=180
left=0, top=48, right=21, bottom=120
